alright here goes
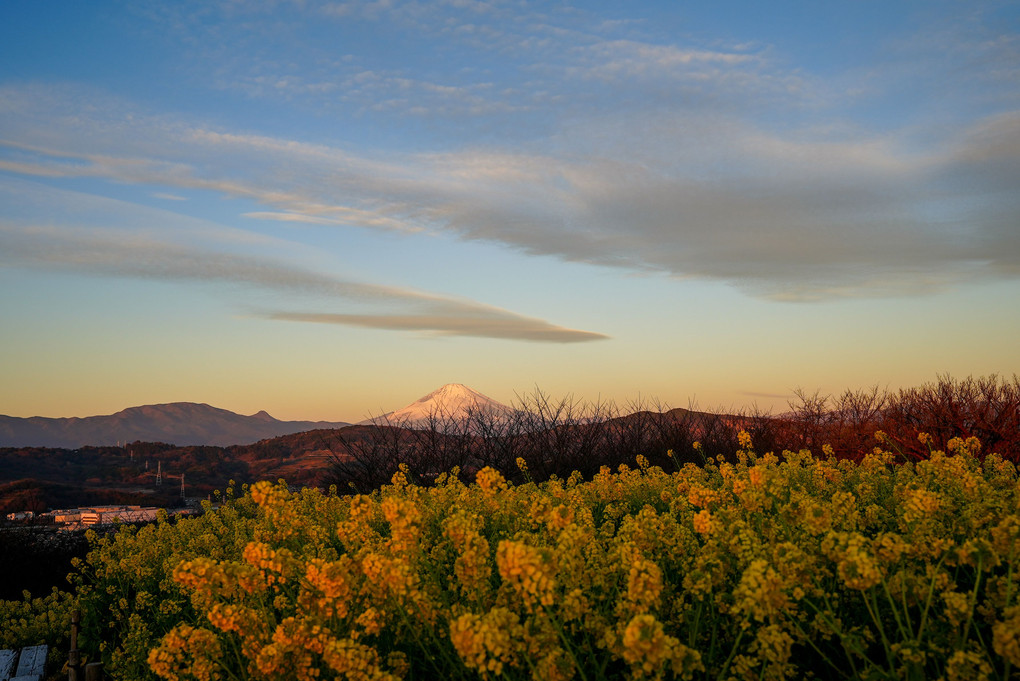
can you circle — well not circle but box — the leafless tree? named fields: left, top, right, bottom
left=323, top=420, right=416, bottom=492
left=405, top=408, right=476, bottom=480
left=466, top=404, right=528, bottom=474
left=882, top=374, right=1020, bottom=460
left=323, top=375, right=1020, bottom=494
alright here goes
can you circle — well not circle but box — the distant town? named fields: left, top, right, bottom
left=5, top=504, right=199, bottom=530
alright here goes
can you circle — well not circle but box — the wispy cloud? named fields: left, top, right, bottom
left=0, top=220, right=607, bottom=343
left=266, top=311, right=608, bottom=343
left=3, top=93, right=1019, bottom=300
left=242, top=211, right=343, bottom=225
left=578, top=40, right=760, bottom=80
left=120, top=0, right=796, bottom=123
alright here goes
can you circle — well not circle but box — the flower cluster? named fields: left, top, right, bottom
left=63, top=435, right=1020, bottom=681
left=0, top=587, right=75, bottom=650
left=449, top=607, right=523, bottom=677
left=496, top=540, right=556, bottom=609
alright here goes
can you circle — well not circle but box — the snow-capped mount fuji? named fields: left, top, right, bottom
left=360, top=384, right=511, bottom=427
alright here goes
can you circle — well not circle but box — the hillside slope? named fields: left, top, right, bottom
left=0, top=402, right=350, bottom=448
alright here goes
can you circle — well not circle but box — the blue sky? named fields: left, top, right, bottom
left=1, top=0, right=1018, bottom=421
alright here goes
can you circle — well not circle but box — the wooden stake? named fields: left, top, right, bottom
left=68, top=610, right=81, bottom=681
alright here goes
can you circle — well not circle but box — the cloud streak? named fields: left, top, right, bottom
left=0, top=222, right=608, bottom=343
left=266, top=311, right=609, bottom=343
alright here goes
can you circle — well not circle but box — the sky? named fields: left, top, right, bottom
left=1, top=1, right=1018, bottom=422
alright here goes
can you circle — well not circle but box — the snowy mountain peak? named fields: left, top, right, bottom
left=362, top=384, right=510, bottom=427
left=416, top=383, right=486, bottom=404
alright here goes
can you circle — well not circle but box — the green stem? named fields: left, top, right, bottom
left=916, top=554, right=948, bottom=643
left=544, top=610, right=590, bottom=681
left=879, top=578, right=911, bottom=641
left=803, top=597, right=863, bottom=680
left=865, top=590, right=897, bottom=677
left=958, top=555, right=984, bottom=649
left=1004, top=542, right=1017, bottom=610
left=688, top=598, right=705, bottom=649
left=786, top=615, right=843, bottom=677
left=707, top=605, right=720, bottom=666
left=715, top=626, right=746, bottom=681
left=390, top=598, right=451, bottom=678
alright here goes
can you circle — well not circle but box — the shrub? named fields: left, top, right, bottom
left=0, top=587, right=75, bottom=650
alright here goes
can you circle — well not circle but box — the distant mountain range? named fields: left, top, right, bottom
left=1, top=384, right=513, bottom=448
left=0, top=385, right=752, bottom=515
left=0, top=403, right=351, bottom=448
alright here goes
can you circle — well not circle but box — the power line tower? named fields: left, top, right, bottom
left=180, top=473, right=186, bottom=500
left=156, top=460, right=162, bottom=486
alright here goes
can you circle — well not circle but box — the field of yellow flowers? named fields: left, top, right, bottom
left=66, top=433, right=1019, bottom=680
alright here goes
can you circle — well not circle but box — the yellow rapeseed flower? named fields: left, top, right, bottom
left=945, top=649, right=992, bottom=681
left=621, top=614, right=703, bottom=679
left=625, top=554, right=664, bottom=614
left=903, top=488, right=941, bottom=523
left=496, top=540, right=555, bottom=608
left=733, top=559, right=790, bottom=623
left=476, top=467, right=509, bottom=496
left=449, top=608, right=523, bottom=678
left=738, top=430, right=754, bottom=450
left=692, top=509, right=715, bottom=536
left=993, top=606, right=1020, bottom=667
left=148, top=625, right=222, bottom=681
left=831, top=533, right=883, bottom=590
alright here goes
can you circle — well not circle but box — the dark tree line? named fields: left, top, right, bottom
left=322, top=389, right=766, bottom=492
left=777, top=374, right=1020, bottom=462
left=322, top=375, right=1020, bottom=492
